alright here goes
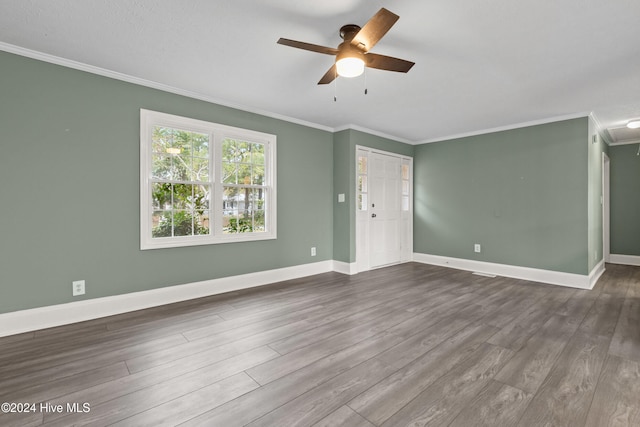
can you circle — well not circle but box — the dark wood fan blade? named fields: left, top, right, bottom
left=277, top=38, right=338, bottom=55
left=318, top=64, right=337, bottom=85
left=365, top=53, right=414, bottom=72
left=350, top=8, right=399, bottom=52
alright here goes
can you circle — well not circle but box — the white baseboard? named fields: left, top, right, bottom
left=332, top=261, right=358, bottom=275
left=609, top=254, right=640, bottom=266
left=413, top=253, right=596, bottom=290
left=589, top=260, right=606, bottom=289
left=0, top=260, right=334, bottom=338
left=1, top=255, right=609, bottom=338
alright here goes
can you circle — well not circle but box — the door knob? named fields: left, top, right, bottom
left=371, top=213, right=377, bottom=218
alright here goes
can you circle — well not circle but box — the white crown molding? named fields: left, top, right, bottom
left=607, top=139, right=640, bottom=147
left=588, top=112, right=614, bottom=146
left=418, top=112, right=592, bottom=144
left=413, top=252, right=598, bottom=290
left=333, top=124, right=415, bottom=145
left=0, top=42, right=334, bottom=134
left=589, top=112, right=606, bottom=136
left=0, top=260, right=336, bottom=338
left=3, top=42, right=598, bottom=148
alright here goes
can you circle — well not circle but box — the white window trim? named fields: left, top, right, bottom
left=140, top=109, right=277, bottom=250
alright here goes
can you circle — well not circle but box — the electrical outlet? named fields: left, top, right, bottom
left=72, top=280, right=85, bottom=296
left=474, top=244, right=481, bottom=253
left=311, top=247, right=317, bottom=256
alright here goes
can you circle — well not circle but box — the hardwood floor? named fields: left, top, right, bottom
left=1, top=262, right=639, bottom=426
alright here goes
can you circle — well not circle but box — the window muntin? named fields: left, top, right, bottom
left=140, top=110, right=276, bottom=249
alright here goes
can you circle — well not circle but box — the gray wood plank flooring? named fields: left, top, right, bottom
left=0, top=262, right=638, bottom=426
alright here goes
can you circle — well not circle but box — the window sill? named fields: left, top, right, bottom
left=140, top=232, right=277, bottom=250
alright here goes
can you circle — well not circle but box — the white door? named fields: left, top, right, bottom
left=356, top=147, right=412, bottom=272
left=369, top=152, right=402, bottom=268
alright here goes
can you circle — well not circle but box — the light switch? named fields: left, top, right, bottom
left=338, top=193, right=345, bottom=203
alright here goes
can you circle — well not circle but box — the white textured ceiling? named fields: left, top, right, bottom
left=1, top=0, right=640, bottom=143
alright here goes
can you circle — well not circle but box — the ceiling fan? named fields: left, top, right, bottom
left=277, top=8, right=415, bottom=85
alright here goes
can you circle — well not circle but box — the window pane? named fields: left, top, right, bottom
left=251, top=143, right=265, bottom=164
left=152, top=127, right=174, bottom=153
left=358, top=176, right=367, bottom=193
left=358, top=156, right=367, bottom=174
left=238, top=187, right=251, bottom=215
left=238, top=164, right=251, bottom=185
left=174, top=130, right=193, bottom=158
left=153, top=155, right=183, bottom=181
left=253, top=210, right=265, bottom=232
left=222, top=139, right=237, bottom=162
left=195, top=210, right=210, bottom=235
left=173, top=210, right=194, bottom=236
left=223, top=210, right=238, bottom=233
left=172, top=184, right=192, bottom=209
left=223, top=162, right=237, bottom=184
left=152, top=211, right=172, bottom=237
left=192, top=157, right=209, bottom=182
left=253, top=165, right=265, bottom=185
left=193, top=134, right=209, bottom=158
left=194, top=184, right=210, bottom=210
left=402, top=180, right=409, bottom=195
left=223, top=186, right=239, bottom=210
left=402, top=164, right=409, bottom=180
left=237, top=141, right=250, bottom=162
left=152, top=154, right=173, bottom=179
left=239, top=213, right=253, bottom=233
left=358, top=194, right=367, bottom=211
left=252, top=188, right=266, bottom=210
left=152, top=182, right=172, bottom=210
left=171, top=155, right=190, bottom=181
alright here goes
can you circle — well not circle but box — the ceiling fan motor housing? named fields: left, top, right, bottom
left=336, top=41, right=365, bottom=62
left=339, top=24, right=361, bottom=42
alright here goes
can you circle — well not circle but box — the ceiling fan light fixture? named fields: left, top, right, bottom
left=335, top=46, right=365, bottom=78
left=336, top=56, right=365, bottom=77
left=626, top=119, right=640, bottom=129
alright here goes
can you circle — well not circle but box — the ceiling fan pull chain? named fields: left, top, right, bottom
left=334, top=68, right=338, bottom=102
left=364, top=67, right=368, bottom=95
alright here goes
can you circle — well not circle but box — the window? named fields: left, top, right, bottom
left=140, top=110, right=276, bottom=249
left=357, top=155, right=368, bottom=211
left=401, top=162, right=410, bottom=211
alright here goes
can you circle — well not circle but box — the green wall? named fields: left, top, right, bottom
left=1, top=49, right=619, bottom=315
left=0, top=52, right=334, bottom=314
left=609, top=143, right=640, bottom=256
left=332, top=130, right=352, bottom=263
left=332, top=129, right=414, bottom=263
left=414, top=118, right=590, bottom=275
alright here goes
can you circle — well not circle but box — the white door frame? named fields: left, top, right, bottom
left=602, top=152, right=610, bottom=263
left=355, top=145, right=413, bottom=272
